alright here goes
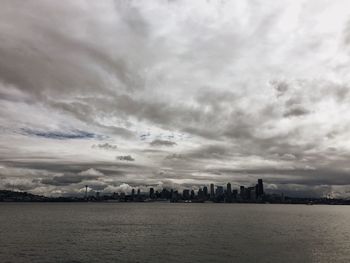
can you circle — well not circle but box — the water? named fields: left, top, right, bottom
left=0, top=203, right=350, bottom=263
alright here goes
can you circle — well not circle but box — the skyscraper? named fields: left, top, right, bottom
left=190, top=190, right=195, bottom=200
left=247, top=187, right=255, bottom=201
left=257, top=179, right=264, bottom=197
left=215, top=186, right=224, bottom=197
left=226, top=183, right=232, bottom=196
left=203, top=186, right=208, bottom=198
left=149, top=188, right=155, bottom=199
left=240, top=186, right=245, bottom=200
left=232, top=189, right=238, bottom=199
left=210, top=184, right=215, bottom=200
left=198, top=188, right=204, bottom=199
left=183, top=189, right=190, bottom=200
left=226, top=182, right=232, bottom=202
left=215, top=186, right=224, bottom=202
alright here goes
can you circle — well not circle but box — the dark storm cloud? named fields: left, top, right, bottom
left=150, top=139, right=177, bottom=147
left=117, top=155, right=135, bottom=161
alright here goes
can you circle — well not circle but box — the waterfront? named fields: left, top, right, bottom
left=1, top=203, right=350, bottom=263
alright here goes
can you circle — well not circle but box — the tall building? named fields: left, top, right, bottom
left=232, top=189, right=238, bottom=199
left=215, top=186, right=224, bottom=202
left=120, top=192, right=126, bottom=201
left=149, top=188, right=155, bottom=199
left=183, top=189, right=190, bottom=200
left=198, top=188, right=204, bottom=199
left=112, top=192, right=119, bottom=200
left=210, top=184, right=215, bottom=199
left=203, top=186, right=208, bottom=198
left=190, top=190, right=195, bottom=200
left=215, top=186, right=224, bottom=197
left=226, top=183, right=232, bottom=202
left=161, top=188, right=169, bottom=199
left=257, top=179, right=264, bottom=197
left=240, top=186, right=245, bottom=200
left=247, top=187, right=256, bottom=201
left=171, top=190, right=178, bottom=202
left=227, top=183, right=232, bottom=196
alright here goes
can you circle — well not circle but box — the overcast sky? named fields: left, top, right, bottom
left=1, top=0, right=350, bottom=197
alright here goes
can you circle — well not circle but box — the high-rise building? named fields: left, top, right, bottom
left=247, top=187, right=256, bottom=201
left=257, top=179, right=264, bottom=197
left=210, top=184, right=215, bottom=199
left=227, top=183, right=232, bottom=196
left=120, top=192, right=126, bottom=201
left=215, top=186, right=224, bottom=202
left=198, top=188, right=204, bottom=199
left=183, top=189, right=190, bottom=200
left=203, top=186, right=208, bottom=198
left=215, top=186, right=224, bottom=197
left=112, top=192, right=119, bottom=200
left=240, top=186, right=245, bottom=200
left=226, top=183, right=232, bottom=202
left=149, top=188, right=155, bottom=199
left=190, top=190, right=195, bottom=200
left=232, top=189, right=238, bottom=199
left=171, top=190, right=178, bottom=202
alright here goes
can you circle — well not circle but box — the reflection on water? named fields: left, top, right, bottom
left=0, top=203, right=350, bottom=263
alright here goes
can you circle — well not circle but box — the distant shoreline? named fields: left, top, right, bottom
left=1, top=189, right=349, bottom=205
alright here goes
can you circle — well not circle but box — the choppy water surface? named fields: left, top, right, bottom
left=1, top=203, right=350, bottom=263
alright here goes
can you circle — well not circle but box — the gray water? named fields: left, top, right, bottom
left=0, top=203, right=350, bottom=263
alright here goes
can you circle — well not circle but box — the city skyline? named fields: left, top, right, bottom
left=85, top=179, right=265, bottom=200
left=3, top=177, right=348, bottom=204
left=2, top=1, right=350, bottom=198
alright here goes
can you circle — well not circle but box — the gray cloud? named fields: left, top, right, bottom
left=150, top=139, right=177, bottom=147
left=117, top=155, right=135, bottom=162
left=92, top=143, right=118, bottom=151
left=283, top=106, right=310, bottom=118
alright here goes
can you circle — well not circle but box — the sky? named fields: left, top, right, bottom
left=1, top=0, right=350, bottom=198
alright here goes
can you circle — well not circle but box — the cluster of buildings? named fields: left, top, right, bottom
left=2, top=179, right=350, bottom=204
left=91, top=179, right=265, bottom=203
